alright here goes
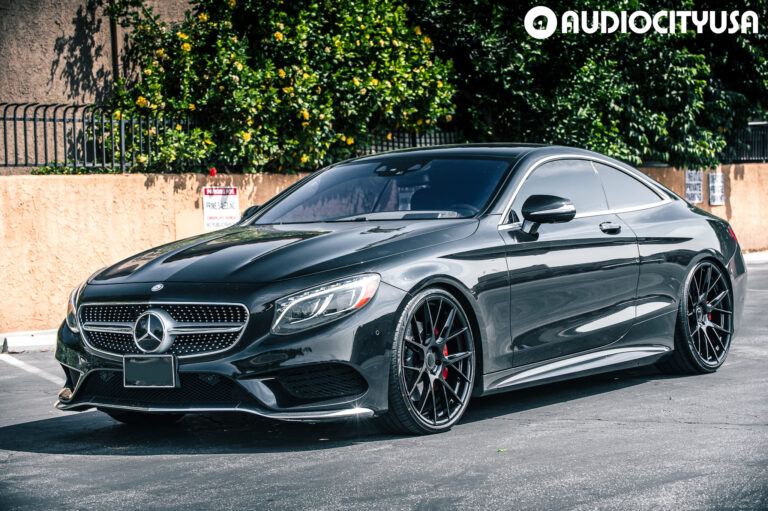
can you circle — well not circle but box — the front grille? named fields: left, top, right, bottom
left=74, top=370, right=256, bottom=407
left=276, top=363, right=368, bottom=400
left=79, top=302, right=249, bottom=357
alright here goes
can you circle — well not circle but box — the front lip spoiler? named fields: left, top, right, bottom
left=55, top=400, right=375, bottom=422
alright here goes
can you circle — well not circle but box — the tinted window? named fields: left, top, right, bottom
left=510, top=159, right=607, bottom=220
left=255, top=158, right=510, bottom=224
left=593, top=162, right=662, bottom=209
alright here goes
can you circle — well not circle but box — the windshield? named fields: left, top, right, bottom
left=253, top=157, right=511, bottom=224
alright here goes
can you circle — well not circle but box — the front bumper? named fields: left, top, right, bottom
left=54, top=281, right=407, bottom=422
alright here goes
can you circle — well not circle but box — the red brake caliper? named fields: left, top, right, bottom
left=707, top=301, right=711, bottom=320
left=442, top=345, right=448, bottom=379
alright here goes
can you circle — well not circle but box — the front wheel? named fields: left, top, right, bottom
left=379, top=288, right=476, bottom=435
left=658, top=260, right=734, bottom=374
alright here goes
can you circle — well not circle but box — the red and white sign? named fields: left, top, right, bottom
left=203, top=186, right=240, bottom=231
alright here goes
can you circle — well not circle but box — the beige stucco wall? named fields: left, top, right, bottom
left=0, top=173, right=306, bottom=332
left=639, top=164, right=768, bottom=253
left=1, top=164, right=766, bottom=333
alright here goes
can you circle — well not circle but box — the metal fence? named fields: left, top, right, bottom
left=724, top=123, right=768, bottom=163
left=0, top=102, right=461, bottom=172
left=0, top=103, right=199, bottom=172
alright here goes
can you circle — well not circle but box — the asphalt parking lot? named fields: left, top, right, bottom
left=1, top=263, right=766, bottom=511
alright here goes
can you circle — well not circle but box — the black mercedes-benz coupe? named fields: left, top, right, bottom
left=55, top=144, right=747, bottom=434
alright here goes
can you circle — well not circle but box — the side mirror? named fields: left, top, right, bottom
left=521, top=194, right=576, bottom=235
left=241, top=205, right=261, bottom=220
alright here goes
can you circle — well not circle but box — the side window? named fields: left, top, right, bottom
left=593, top=162, right=662, bottom=209
left=510, top=159, right=608, bottom=221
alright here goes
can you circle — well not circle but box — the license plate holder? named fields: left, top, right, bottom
left=123, top=355, right=177, bottom=388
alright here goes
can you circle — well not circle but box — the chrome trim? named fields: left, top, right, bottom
left=498, top=154, right=672, bottom=230
left=77, top=301, right=250, bottom=360
left=490, top=346, right=671, bottom=390
left=55, top=400, right=375, bottom=422
left=82, top=322, right=133, bottom=334
left=531, top=204, right=576, bottom=216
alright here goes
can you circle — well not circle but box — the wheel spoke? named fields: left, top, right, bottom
left=411, top=317, right=424, bottom=344
left=418, top=385, right=432, bottom=414
left=709, top=322, right=732, bottom=335
left=405, top=338, right=424, bottom=351
left=710, top=307, right=732, bottom=315
left=425, top=300, right=436, bottom=340
left=430, top=384, right=438, bottom=424
left=440, top=378, right=463, bottom=403
left=408, top=369, right=426, bottom=397
left=441, top=379, right=452, bottom=417
left=402, top=364, right=421, bottom=371
left=705, top=272, right=723, bottom=297
left=440, top=308, right=456, bottom=340
left=704, top=266, right=712, bottom=299
left=444, top=326, right=468, bottom=343
left=709, top=290, right=728, bottom=308
left=446, top=351, right=472, bottom=363
left=702, top=328, right=718, bottom=360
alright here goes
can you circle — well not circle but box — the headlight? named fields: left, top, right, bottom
left=65, top=282, right=84, bottom=333
left=271, top=274, right=380, bottom=335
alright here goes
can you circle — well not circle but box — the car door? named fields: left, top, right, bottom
left=501, top=158, right=640, bottom=367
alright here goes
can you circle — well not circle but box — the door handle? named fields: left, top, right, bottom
left=599, top=221, right=622, bottom=234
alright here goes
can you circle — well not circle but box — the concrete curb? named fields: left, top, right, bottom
left=1, top=330, right=57, bottom=353
left=743, top=251, right=768, bottom=263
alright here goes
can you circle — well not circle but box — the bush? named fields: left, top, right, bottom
left=102, top=0, right=455, bottom=173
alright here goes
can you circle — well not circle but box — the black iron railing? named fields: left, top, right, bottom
left=724, top=123, right=768, bottom=163
left=0, top=102, right=461, bottom=172
left=0, top=103, right=199, bottom=172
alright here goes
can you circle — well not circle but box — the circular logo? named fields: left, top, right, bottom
left=133, top=310, right=174, bottom=353
left=151, top=283, right=164, bottom=292
left=524, top=6, right=557, bottom=40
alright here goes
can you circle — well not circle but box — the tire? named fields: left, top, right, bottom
left=657, top=260, right=734, bottom=374
left=102, top=409, right=185, bottom=427
left=379, top=288, right=476, bottom=435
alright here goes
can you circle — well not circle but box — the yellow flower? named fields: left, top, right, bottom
left=424, top=36, right=432, bottom=45
left=198, top=13, right=208, bottom=22
left=149, top=126, right=156, bottom=136
left=360, top=88, right=367, bottom=95
left=228, top=0, right=235, bottom=6
left=135, top=96, right=148, bottom=108
left=156, top=48, right=164, bottom=57
left=247, top=118, right=254, bottom=125
left=356, top=16, right=362, bottom=22
left=386, top=132, right=392, bottom=140
left=437, top=80, right=443, bottom=88
left=138, top=155, right=148, bottom=164
left=234, top=61, right=243, bottom=71
left=353, top=77, right=360, bottom=86
left=205, top=138, right=213, bottom=145
left=177, top=31, right=188, bottom=40
left=150, top=104, right=157, bottom=110
left=417, top=119, right=423, bottom=126
left=189, top=104, right=196, bottom=111
left=371, top=78, right=379, bottom=86
left=446, top=114, right=453, bottom=122
left=282, top=86, right=292, bottom=93
left=175, top=124, right=182, bottom=131
left=143, top=68, right=152, bottom=76
left=385, top=27, right=392, bottom=34
left=303, top=73, right=309, bottom=80
left=300, top=154, right=308, bottom=163
left=278, top=68, right=286, bottom=78
left=414, top=26, right=422, bottom=35
left=347, top=137, right=354, bottom=145
left=242, top=131, right=251, bottom=142
left=340, top=134, right=346, bottom=141
left=301, top=110, right=309, bottom=120
left=181, top=42, right=191, bottom=52
left=113, top=110, right=121, bottom=120
left=274, top=31, right=283, bottom=41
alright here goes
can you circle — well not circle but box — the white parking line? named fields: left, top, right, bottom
left=0, top=353, right=65, bottom=386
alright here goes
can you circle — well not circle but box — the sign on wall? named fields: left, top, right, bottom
left=203, top=186, right=240, bottom=231
left=708, top=172, right=725, bottom=206
left=685, top=170, right=703, bottom=204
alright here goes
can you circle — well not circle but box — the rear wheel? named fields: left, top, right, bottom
left=658, top=260, right=734, bottom=374
left=102, top=409, right=184, bottom=427
left=379, top=288, right=475, bottom=435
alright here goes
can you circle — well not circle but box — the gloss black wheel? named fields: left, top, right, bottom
left=380, top=288, right=475, bottom=434
left=658, top=260, right=733, bottom=374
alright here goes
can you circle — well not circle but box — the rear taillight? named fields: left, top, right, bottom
left=728, top=227, right=738, bottom=243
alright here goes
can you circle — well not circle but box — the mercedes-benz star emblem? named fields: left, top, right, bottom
left=151, top=283, right=164, bottom=292
left=133, top=310, right=174, bottom=353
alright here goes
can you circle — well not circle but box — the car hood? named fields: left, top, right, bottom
left=91, top=219, right=478, bottom=285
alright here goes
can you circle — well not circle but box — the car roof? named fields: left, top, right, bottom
left=348, top=143, right=548, bottom=163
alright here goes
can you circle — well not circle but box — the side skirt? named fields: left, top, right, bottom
left=482, top=345, right=671, bottom=395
